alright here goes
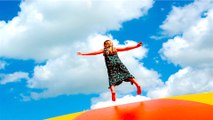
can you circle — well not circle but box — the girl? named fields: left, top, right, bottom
left=77, top=40, right=142, bottom=101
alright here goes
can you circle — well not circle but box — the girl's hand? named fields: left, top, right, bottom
left=77, top=52, right=83, bottom=55
left=137, top=42, right=143, bottom=47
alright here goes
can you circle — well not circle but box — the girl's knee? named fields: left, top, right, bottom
left=110, top=85, right=115, bottom=93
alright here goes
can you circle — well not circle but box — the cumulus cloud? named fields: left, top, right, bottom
left=91, top=92, right=150, bottom=109
left=150, top=0, right=213, bottom=98
left=0, top=0, right=153, bottom=61
left=21, top=0, right=213, bottom=102
left=0, top=0, right=162, bottom=100
left=0, top=72, right=29, bottom=85
left=160, top=13, right=213, bottom=67
left=160, top=0, right=213, bottom=68
left=160, top=0, right=213, bottom=36
left=26, top=34, right=163, bottom=100
left=148, top=67, right=213, bottom=98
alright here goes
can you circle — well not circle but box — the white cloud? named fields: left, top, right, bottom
left=148, top=67, right=213, bottom=98
left=25, top=34, right=163, bottom=100
left=160, top=0, right=213, bottom=36
left=0, top=0, right=161, bottom=101
left=0, top=72, right=29, bottom=85
left=159, top=0, right=213, bottom=68
left=160, top=0, right=213, bottom=67
left=0, top=0, right=153, bottom=61
left=160, top=13, right=213, bottom=67
left=91, top=92, right=150, bottom=109
left=0, top=61, right=7, bottom=70
left=152, top=0, right=213, bottom=98
left=21, top=0, right=213, bottom=101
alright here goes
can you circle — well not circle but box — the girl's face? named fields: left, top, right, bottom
left=104, top=40, right=113, bottom=48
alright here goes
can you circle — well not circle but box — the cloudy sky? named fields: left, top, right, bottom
left=0, top=0, right=213, bottom=119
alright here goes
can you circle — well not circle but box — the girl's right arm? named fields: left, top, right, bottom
left=77, top=49, right=104, bottom=56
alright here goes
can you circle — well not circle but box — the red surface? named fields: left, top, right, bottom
left=74, top=99, right=213, bottom=120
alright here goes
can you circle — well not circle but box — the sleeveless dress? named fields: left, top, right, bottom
left=103, top=48, right=134, bottom=88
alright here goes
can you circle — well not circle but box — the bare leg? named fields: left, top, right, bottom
left=128, top=78, right=142, bottom=95
left=110, top=85, right=116, bottom=101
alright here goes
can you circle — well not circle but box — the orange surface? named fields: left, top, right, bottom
left=74, top=99, right=213, bottom=120
left=47, top=92, right=213, bottom=120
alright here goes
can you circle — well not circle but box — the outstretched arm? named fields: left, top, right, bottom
left=116, top=42, right=142, bottom=52
left=77, top=49, right=104, bottom=56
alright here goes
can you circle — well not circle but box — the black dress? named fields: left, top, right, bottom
left=103, top=48, right=134, bottom=88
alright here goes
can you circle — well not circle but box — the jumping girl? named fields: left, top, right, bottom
left=77, top=40, right=142, bottom=101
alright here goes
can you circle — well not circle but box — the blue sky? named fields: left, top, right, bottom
left=1, top=0, right=213, bottom=120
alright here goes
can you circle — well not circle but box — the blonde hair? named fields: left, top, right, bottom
left=104, top=40, right=117, bottom=55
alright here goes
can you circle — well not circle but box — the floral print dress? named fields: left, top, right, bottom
left=103, top=48, right=134, bottom=88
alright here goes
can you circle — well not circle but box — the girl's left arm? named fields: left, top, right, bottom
left=116, top=42, right=142, bottom=52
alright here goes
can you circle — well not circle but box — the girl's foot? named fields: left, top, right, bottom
left=137, top=86, right=142, bottom=95
left=112, top=93, right=116, bottom=101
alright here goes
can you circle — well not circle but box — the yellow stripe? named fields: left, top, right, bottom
left=167, top=92, right=213, bottom=105
left=47, top=111, right=85, bottom=120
